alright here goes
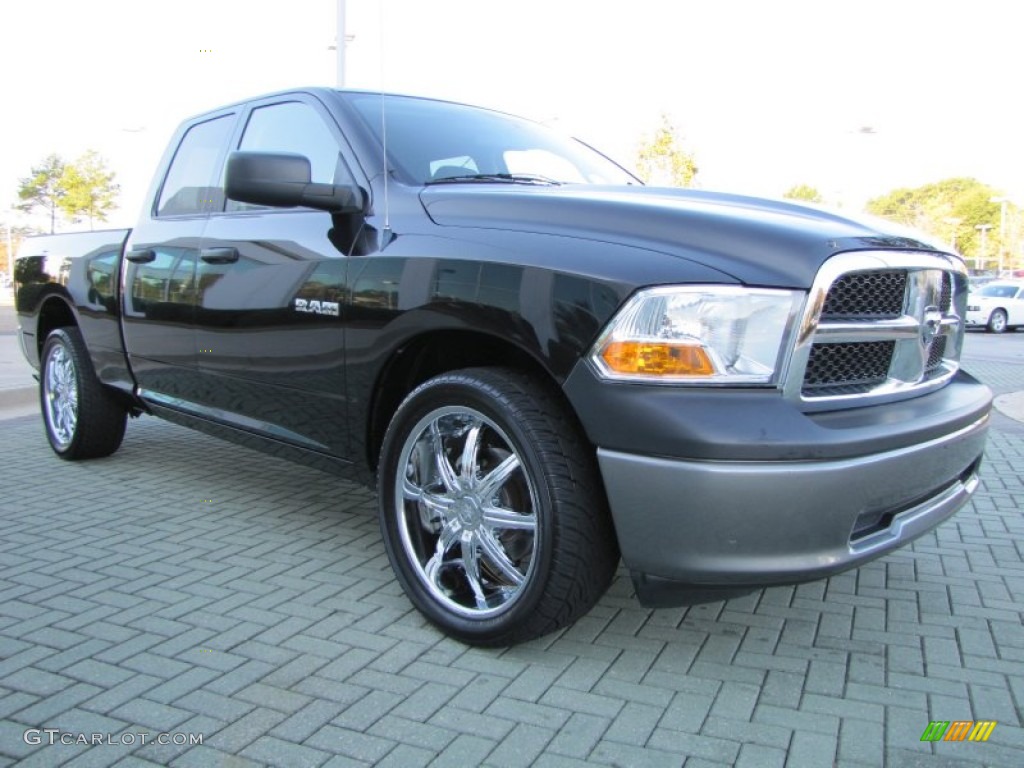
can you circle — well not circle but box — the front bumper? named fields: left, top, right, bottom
left=965, top=308, right=989, bottom=327
left=597, top=413, right=988, bottom=604
left=562, top=359, right=993, bottom=606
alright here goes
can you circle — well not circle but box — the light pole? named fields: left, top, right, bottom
left=989, top=197, right=1008, bottom=275
left=336, top=0, right=346, bottom=87
left=975, top=224, right=992, bottom=272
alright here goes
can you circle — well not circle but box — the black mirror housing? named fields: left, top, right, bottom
left=225, top=151, right=364, bottom=214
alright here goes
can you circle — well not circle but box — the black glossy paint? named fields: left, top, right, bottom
left=13, top=87, right=966, bottom=478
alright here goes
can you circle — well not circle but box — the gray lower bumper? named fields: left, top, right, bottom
left=598, top=414, right=989, bottom=594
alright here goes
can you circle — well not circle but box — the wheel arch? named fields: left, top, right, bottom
left=35, top=293, right=80, bottom=358
left=365, top=329, right=583, bottom=472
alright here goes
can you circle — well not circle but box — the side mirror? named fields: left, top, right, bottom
left=225, top=151, right=364, bottom=214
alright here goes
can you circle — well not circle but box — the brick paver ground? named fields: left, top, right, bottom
left=0, top=358, right=1021, bottom=767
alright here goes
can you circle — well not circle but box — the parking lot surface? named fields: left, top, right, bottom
left=0, top=328, right=1022, bottom=766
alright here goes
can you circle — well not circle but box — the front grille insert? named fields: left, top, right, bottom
left=821, top=270, right=906, bottom=319
left=926, top=336, right=947, bottom=372
left=802, top=341, right=894, bottom=395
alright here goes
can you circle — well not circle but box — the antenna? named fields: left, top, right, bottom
left=379, top=0, right=392, bottom=245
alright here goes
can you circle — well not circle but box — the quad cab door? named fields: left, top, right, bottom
left=192, top=96, right=364, bottom=459
left=121, top=111, right=236, bottom=405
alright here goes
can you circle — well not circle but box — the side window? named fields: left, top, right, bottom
left=156, top=115, right=234, bottom=217
left=227, top=101, right=349, bottom=212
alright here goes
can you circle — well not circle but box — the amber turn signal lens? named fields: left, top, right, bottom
left=600, top=341, right=715, bottom=377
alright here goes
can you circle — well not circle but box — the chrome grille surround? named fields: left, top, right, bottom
left=782, top=251, right=967, bottom=411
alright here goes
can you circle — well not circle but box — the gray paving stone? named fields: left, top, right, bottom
left=753, top=704, right=840, bottom=737
left=367, top=714, right=456, bottom=752
left=485, top=697, right=572, bottom=730
left=3, top=667, right=73, bottom=696
left=426, top=734, right=496, bottom=768
left=659, top=690, right=715, bottom=733
left=169, top=745, right=265, bottom=767
left=545, top=712, right=610, bottom=758
left=0, top=355, right=1021, bottom=768
left=700, top=716, right=792, bottom=750
left=486, top=723, right=556, bottom=768
left=735, top=742, right=787, bottom=768
left=241, top=735, right=330, bottom=767
left=326, top=688, right=403, bottom=732
left=837, top=717, right=884, bottom=766
left=0, top=719, right=38, bottom=759
left=445, top=673, right=512, bottom=713
left=785, top=731, right=838, bottom=768
left=206, top=706, right=287, bottom=752
left=304, top=724, right=394, bottom=763
left=107, top=697, right=192, bottom=732
left=14, top=682, right=103, bottom=723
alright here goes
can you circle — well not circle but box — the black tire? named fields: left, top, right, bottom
left=40, top=327, right=127, bottom=460
left=377, top=368, right=619, bottom=646
left=986, top=309, right=1008, bottom=334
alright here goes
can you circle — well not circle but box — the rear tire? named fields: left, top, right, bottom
left=377, top=368, right=618, bottom=646
left=40, top=327, right=127, bottom=460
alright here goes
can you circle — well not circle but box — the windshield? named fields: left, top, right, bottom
left=343, top=92, right=639, bottom=187
left=976, top=283, right=1021, bottom=298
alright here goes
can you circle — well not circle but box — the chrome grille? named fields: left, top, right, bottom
left=803, top=341, right=895, bottom=395
left=821, top=270, right=906, bottom=319
left=784, top=252, right=966, bottom=411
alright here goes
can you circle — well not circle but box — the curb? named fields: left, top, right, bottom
left=0, top=386, right=39, bottom=421
left=994, top=391, right=1024, bottom=424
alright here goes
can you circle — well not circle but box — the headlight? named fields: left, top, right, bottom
left=590, top=285, right=804, bottom=385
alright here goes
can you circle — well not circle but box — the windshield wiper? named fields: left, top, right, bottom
left=426, top=173, right=562, bottom=186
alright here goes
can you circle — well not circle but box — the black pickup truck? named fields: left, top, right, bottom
left=15, top=88, right=992, bottom=645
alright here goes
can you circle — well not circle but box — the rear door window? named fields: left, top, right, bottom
left=156, top=115, right=234, bottom=217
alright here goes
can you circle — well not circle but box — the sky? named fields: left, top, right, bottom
left=1, top=0, right=1020, bottom=233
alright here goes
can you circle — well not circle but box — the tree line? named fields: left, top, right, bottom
left=631, top=117, right=1018, bottom=271
left=17, top=151, right=119, bottom=234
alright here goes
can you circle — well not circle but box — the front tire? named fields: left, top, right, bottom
left=377, top=368, right=618, bottom=646
left=987, top=309, right=1008, bottom=334
left=40, top=328, right=127, bottom=460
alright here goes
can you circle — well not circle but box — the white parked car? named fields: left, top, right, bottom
left=966, top=280, right=1024, bottom=333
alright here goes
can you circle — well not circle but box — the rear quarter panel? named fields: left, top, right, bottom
left=15, top=230, right=131, bottom=387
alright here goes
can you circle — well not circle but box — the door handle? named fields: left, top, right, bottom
left=125, top=248, right=155, bottom=264
left=201, top=247, right=240, bottom=264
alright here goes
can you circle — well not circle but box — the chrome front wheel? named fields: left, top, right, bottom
left=378, top=368, right=619, bottom=646
left=396, top=406, right=538, bottom=619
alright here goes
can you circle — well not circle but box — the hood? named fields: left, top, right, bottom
left=419, top=185, right=949, bottom=288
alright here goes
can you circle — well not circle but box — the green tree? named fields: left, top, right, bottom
left=866, top=177, right=1011, bottom=265
left=17, top=154, right=68, bottom=234
left=783, top=184, right=823, bottom=203
left=60, top=151, right=119, bottom=230
left=635, top=115, right=698, bottom=187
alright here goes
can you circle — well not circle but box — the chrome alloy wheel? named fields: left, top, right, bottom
left=43, top=342, right=78, bottom=450
left=394, top=406, right=539, bottom=618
